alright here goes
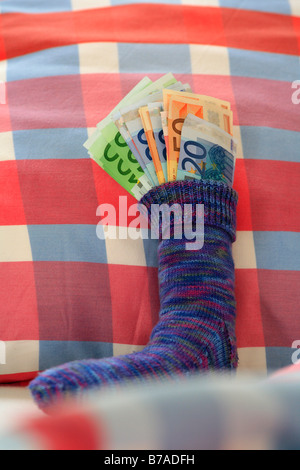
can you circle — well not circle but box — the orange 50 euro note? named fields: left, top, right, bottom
left=164, top=90, right=233, bottom=181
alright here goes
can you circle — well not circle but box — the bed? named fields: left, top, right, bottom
left=0, top=0, right=299, bottom=450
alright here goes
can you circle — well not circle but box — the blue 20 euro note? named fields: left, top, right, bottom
left=177, top=114, right=237, bottom=186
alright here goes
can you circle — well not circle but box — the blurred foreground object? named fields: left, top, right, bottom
left=1, top=364, right=300, bottom=450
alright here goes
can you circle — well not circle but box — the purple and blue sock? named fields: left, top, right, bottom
left=29, top=180, right=238, bottom=411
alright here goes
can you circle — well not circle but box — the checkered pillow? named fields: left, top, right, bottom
left=0, top=0, right=299, bottom=383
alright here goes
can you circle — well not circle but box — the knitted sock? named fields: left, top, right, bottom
left=29, top=180, right=238, bottom=411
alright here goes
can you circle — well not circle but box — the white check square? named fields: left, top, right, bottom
left=105, top=226, right=147, bottom=267
left=233, top=231, right=257, bottom=269
left=79, top=42, right=119, bottom=74
left=190, top=44, right=230, bottom=76
left=0, top=132, right=15, bottom=161
left=113, top=343, right=145, bottom=357
left=237, top=347, right=267, bottom=375
left=72, top=0, right=110, bottom=10
left=0, top=341, right=39, bottom=375
left=0, top=226, right=32, bottom=262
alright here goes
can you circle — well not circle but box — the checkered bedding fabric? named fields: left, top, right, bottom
left=0, top=0, right=299, bottom=384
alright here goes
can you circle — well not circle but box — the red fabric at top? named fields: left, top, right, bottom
left=1, top=4, right=299, bottom=61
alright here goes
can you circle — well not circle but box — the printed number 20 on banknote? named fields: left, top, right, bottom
left=177, top=114, right=237, bottom=186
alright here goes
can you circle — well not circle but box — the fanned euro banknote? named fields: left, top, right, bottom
left=177, top=114, right=237, bottom=185
left=84, top=73, right=236, bottom=200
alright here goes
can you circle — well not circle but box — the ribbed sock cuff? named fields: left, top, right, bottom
left=139, top=180, right=238, bottom=242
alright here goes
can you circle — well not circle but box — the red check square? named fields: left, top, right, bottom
left=81, top=73, right=123, bottom=129
left=244, top=160, right=300, bottom=232
left=257, top=269, right=300, bottom=348
left=35, top=261, right=113, bottom=342
left=0, top=161, right=27, bottom=226
left=7, top=76, right=86, bottom=131
left=235, top=269, right=265, bottom=348
left=0, top=262, right=39, bottom=341
left=109, top=264, right=158, bottom=346
left=16, top=159, right=99, bottom=225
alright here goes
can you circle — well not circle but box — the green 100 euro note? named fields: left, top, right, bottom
left=88, top=122, right=151, bottom=200
left=84, top=74, right=177, bottom=199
